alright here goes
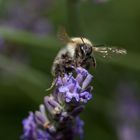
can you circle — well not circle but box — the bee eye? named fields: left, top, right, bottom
left=80, top=44, right=92, bottom=55
left=79, top=45, right=85, bottom=54
left=87, top=47, right=92, bottom=55
left=80, top=45, right=86, bottom=51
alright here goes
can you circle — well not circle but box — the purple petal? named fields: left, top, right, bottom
left=58, top=86, right=69, bottom=93
left=35, top=111, right=46, bottom=125
left=44, top=96, right=62, bottom=115
left=65, top=92, right=79, bottom=103
left=76, top=74, right=84, bottom=85
left=74, top=117, right=84, bottom=139
left=21, top=112, right=37, bottom=139
left=76, top=67, right=88, bottom=77
left=82, top=74, right=93, bottom=89
left=80, top=91, right=92, bottom=103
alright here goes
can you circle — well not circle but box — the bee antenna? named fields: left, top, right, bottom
left=80, top=37, right=86, bottom=46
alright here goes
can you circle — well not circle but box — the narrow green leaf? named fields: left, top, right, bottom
left=0, top=54, right=52, bottom=102
left=0, top=26, right=60, bottom=49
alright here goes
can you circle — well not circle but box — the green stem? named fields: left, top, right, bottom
left=67, top=0, right=82, bottom=36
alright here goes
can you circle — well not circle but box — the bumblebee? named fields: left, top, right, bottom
left=51, top=28, right=127, bottom=77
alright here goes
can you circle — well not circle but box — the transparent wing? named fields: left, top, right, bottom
left=93, top=45, right=127, bottom=59
left=57, top=27, right=72, bottom=44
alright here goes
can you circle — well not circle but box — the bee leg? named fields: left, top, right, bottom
left=45, top=79, right=56, bottom=91
left=80, top=57, right=90, bottom=69
left=91, top=56, right=96, bottom=68
left=54, top=63, right=65, bottom=77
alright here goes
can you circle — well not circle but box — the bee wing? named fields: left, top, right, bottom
left=93, top=45, right=127, bottom=59
left=57, top=27, right=73, bottom=44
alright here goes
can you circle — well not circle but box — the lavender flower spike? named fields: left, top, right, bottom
left=56, top=67, right=93, bottom=104
left=21, top=112, right=51, bottom=140
left=21, top=67, right=94, bottom=140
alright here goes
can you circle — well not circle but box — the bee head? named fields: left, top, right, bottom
left=79, top=37, right=92, bottom=56
left=69, top=37, right=93, bottom=58
left=79, top=43, right=92, bottom=56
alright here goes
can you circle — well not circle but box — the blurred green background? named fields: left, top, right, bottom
left=0, top=0, right=140, bottom=140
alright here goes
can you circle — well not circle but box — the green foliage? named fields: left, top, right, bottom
left=0, top=0, right=140, bottom=140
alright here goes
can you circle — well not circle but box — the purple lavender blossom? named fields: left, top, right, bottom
left=21, top=112, right=51, bottom=140
left=55, top=67, right=93, bottom=103
left=74, top=117, right=84, bottom=139
left=21, top=67, right=93, bottom=140
left=3, top=0, right=53, bottom=36
left=115, top=82, right=140, bottom=140
left=21, top=112, right=36, bottom=139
